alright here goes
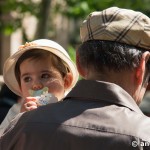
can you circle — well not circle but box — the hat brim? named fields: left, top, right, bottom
left=3, top=45, right=78, bottom=96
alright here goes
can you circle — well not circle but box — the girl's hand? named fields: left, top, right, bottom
left=20, top=97, right=38, bottom=112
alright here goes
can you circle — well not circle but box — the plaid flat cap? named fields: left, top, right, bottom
left=80, top=7, right=150, bottom=50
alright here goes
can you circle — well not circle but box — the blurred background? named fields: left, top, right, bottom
left=0, top=0, right=150, bottom=117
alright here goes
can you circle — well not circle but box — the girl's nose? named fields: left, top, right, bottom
left=32, top=82, right=43, bottom=90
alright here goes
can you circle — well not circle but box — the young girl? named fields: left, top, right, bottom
left=0, top=39, right=78, bottom=135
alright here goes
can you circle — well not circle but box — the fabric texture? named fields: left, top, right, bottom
left=0, top=80, right=150, bottom=150
left=80, top=7, right=150, bottom=50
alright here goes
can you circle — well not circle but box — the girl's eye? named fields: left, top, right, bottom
left=23, top=77, right=32, bottom=82
left=41, top=74, right=51, bottom=79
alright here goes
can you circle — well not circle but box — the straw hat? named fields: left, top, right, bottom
left=3, top=39, right=79, bottom=96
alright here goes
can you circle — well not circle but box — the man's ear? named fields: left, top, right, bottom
left=136, top=51, right=150, bottom=85
left=64, top=72, right=73, bottom=90
left=76, top=51, right=87, bottom=78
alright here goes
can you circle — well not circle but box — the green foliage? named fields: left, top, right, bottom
left=0, top=0, right=40, bottom=35
left=1, top=0, right=150, bottom=36
left=68, top=45, right=76, bottom=63
left=68, top=45, right=82, bottom=80
left=62, top=0, right=150, bottom=18
left=1, top=0, right=39, bottom=15
left=0, top=19, right=20, bottom=35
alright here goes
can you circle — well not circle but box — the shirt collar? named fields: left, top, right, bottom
left=64, top=79, right=143, bottom=114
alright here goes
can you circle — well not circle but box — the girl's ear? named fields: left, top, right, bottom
left=64, top=72, right=73, bottom=90
left=136, top=51, right=150, bottom=85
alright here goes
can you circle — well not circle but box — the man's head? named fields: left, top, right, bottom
left=77, top=7, right=150, bottom=104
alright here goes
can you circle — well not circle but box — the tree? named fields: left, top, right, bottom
left=61, top=0, right=150, bottom=18
left=0, top=0, right=39, bottom=37
left=0, top=0, right=150, bottom=42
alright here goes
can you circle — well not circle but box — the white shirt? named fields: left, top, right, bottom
left=0, top=103, right=21, bottom=136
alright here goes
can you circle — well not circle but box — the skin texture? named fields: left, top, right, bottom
left=76, top=51, right=150, bottom=105
left=133, top=52, right=150, bottom=104
left=19, top=57, right=73, bottom=112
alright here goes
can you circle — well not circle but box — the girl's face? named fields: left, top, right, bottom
left=19, top=57, right=66, bottom=100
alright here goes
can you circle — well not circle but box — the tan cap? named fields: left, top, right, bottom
left=3, top=39, right=79, bottom=96
left=80, top=7, right=150, bottom=49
